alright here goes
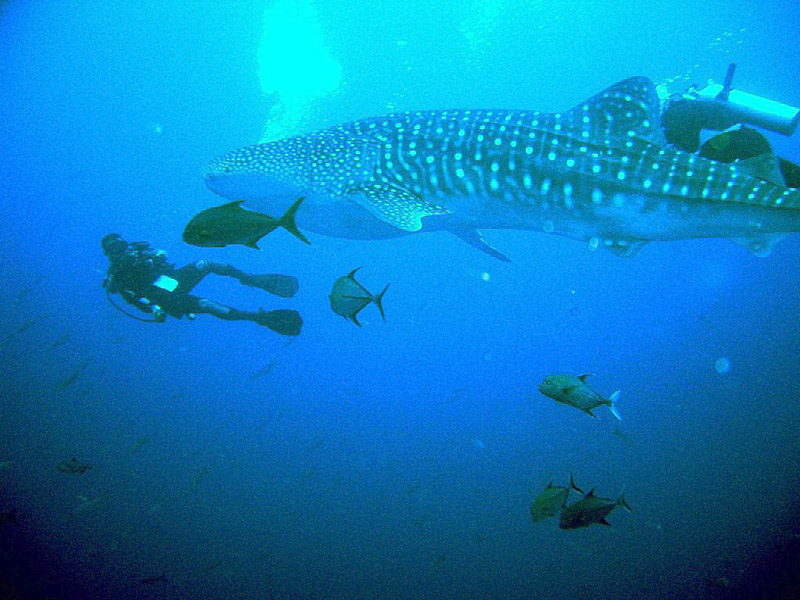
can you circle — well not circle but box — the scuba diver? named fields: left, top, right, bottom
left=101, top=233, right=303, bottom=336
left=660, top=63, right=800, bottom=186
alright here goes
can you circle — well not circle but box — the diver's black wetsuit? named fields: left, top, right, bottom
left=101, top=235, right=302, bottom=336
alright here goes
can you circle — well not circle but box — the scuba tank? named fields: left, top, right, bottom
left=661, top=63, right=800, bottom=153
left=688, top=63, right=799, bottom=136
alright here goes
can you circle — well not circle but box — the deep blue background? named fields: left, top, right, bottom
left=1, top=2, right=799, bottom=599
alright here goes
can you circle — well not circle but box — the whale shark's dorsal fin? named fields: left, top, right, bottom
left=567, top=77, right=666, bottom=146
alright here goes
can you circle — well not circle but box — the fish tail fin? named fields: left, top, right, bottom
left=617, top=491, right=632, bottom=513
left=373, top=283, right=390, bottom=322
left=607, top=390, right=622, bottom=421
left=569, top=474, right=584, bottom=495
left=277, top=197, right=311, bottom=245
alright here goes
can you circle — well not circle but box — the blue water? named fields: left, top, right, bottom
left=2, top=2, right=800, bottom=599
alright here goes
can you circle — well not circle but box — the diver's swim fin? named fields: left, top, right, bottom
left=255, top=309, right=303, bottom=336
left=243, top=274, right=299, bottom=298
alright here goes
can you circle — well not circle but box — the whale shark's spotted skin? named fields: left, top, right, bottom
left=205, top=77, right=800, bottom=259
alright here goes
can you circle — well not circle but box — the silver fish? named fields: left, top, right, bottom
left=329, top=268, right=389, bottom=326
left=57, top=457, right=92, bottom=474
left=559, top=488, right=631, bottom=529
left=539, top=373, right=621, bottom=420
left=530, top=474, right=583, bottom=523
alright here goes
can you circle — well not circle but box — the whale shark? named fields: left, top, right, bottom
left=204, top=77, right=800, bottom=260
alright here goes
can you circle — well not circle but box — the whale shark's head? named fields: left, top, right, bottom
left=203, top=132, right=393, bottom=237
left=204, top=139, right=313, bottom=208
left=205, top=127, right=382, bottom=210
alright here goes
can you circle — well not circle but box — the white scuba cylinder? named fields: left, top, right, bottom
left=693, top=83, right=800, bottom=136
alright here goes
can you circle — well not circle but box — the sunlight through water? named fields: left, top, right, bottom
left=258, top=0, right=342, bottom=141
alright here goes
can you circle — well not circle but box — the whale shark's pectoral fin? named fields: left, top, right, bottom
left=449, top=228, right=511, bottom=262
left=347, top=183, right=451, bottom=232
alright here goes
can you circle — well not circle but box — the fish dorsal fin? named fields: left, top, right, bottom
left=219, top=200, right=246, bottom=211
left=344, top=268, right=373, bottom=298
left=586, top=488, right=596, bottom=498
left=577, top=373, right=593, bottom=382
left=568, top=76, right=666, bottom=145
left=735, top=152, right=786, bottom=186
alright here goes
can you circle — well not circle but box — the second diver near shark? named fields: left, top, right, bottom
left=201, top=65, right=800, bottom=260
